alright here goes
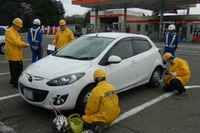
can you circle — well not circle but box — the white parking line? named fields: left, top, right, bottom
left=0, top=72, right=9, bottom=76
left=0, top=85, right=200, bottom=132
left=0, top=94, right=20, bottom=132
left=110, top=85, right=200, bottom=126
left=0, top=93, right=20, bottom=101
left=0, top=122, right=15, bottom=133
left=0, top=59, right=31, bottom=63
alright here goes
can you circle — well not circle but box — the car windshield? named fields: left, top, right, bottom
left=54, top=36, right=114, bottom=60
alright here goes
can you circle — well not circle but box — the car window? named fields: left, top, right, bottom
left=55, top=36, right=114, bottom=60
left=133, top=39, right=152, bottom=54
left=0, top=28, right=6, bottom=35
left=99, top=38, right=134, bottom=65
left=108, top=40, right=133, bottom=60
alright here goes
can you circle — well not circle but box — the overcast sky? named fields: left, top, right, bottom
left=60, top=0, right=200, bottom=16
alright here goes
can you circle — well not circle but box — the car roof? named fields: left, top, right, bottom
left=84, top=32, right=148, bottom=39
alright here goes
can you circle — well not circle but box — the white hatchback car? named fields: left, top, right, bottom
left=19, top=33, right=163, bottom=112
left=0, top=26, right=7, bottom=54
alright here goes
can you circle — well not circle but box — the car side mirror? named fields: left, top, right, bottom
left=108, top=55, right=121, bottom=64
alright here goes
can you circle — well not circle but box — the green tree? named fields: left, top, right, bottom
left=0, top=0, right=21, bottom=26
left=83, top=11, right=90, bottom=27
left=0, top=0, right=65, bottom=27
left=30, top=0, right=65, bottom=26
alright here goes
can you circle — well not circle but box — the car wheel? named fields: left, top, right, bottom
left=148, top=67, right=162, bottom=88
left=0, top=43, right=5, bottom=54
left=75, top=84, right=96, bottom=115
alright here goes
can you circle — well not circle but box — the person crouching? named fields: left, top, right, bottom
left=82, top=69, right=120, bottom=133
left=163, top=53, right=190, bottom=96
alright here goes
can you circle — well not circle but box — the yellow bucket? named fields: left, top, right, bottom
left=68, top=113, right=83, bottom=133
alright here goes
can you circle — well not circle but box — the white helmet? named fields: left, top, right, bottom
left=33, top=19, right=41, bottom=25
left=168, top=24, right=175, bottom=31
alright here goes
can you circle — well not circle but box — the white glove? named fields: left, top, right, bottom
left=170, top=72, right=177, bottom=76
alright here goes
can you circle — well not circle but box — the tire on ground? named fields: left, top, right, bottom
left=0, top=43, right=5, bottom=54
left=148, top=67, right=162, bottom=88
left=75, top=84, right=96, bottom=115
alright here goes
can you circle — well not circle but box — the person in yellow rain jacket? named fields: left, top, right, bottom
left=82, top=69, right=120, bottom=133
left=5, top=18, right=30, bottom=88
left=52, top=19, right=74, bottom=50
left=163, top=53, right=190, bottom=96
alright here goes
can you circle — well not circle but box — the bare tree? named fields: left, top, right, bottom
left=21, top=2, right=32, bottom=20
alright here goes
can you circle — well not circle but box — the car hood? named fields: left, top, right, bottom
left=25, top=55, right=92, bottom=79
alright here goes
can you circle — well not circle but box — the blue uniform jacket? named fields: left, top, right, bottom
left=163, top=32, right=179, bottom=57
left=27, top=26, right=43, bottom=49
left=164, top=32, right=179, bottom=47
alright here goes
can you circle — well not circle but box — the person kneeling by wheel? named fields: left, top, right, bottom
left=82, top=69, right=120, bottom=133
left=163, top=53, right=190, bottom=96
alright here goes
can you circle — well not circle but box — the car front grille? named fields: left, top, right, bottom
left=19, top=83, right=49, bottom=102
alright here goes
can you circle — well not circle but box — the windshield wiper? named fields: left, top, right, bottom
left=56, top=55, right=79, bottom=59
left=77, top=57, right=95, bottom=60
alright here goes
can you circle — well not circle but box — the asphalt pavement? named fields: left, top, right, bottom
left=0, top=35, right=200, bottom=133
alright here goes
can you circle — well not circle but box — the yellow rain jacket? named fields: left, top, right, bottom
left=82, top=81, right=120, bottom=125
left=52, top=28, right=74, bottom=50
left=5, top=26, right=26, bottom=61
left=164, top=58, right=190, bottom=86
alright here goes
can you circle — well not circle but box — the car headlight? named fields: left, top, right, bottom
left=46, top=72, right=85, bottom=86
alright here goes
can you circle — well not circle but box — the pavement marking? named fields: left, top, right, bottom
left=0, top=122, right=15, bottom=133
left=0, top=72, right=9, bottom=76
left=0, top=59, right=31, bottom=63
left=110, top=85, right=200, bottom=126
left=0, top=93, right=20, bottom=101
left=0, top=85, right=200, bottom=132
left=0, top=94, right=20, bottom=132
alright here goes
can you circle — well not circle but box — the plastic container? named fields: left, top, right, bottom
left=68, top=113, right=83, bottom=133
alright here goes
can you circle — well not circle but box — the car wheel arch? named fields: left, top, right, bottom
left=74, top=83, right=96, bottom=115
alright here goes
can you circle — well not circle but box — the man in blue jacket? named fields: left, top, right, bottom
left=27, top=19, right=43, bottom=63
left=163, top=24, right=179, bottom=70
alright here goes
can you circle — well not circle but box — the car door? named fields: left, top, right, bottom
left=0, top=27, right=6, bottom=54
left=132, top=37, right=154, bottom=83
left=0, top=27, right=6, bottom=40
left=99, top=38, right=139, bottom=92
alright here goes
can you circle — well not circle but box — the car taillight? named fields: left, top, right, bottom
left=158, top=49, right=162, bottom=55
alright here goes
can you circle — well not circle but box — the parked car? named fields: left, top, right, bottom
left=19, top=33, right=163, bottom=113
left=74, top=26, right=82, bottom=37
left=67, top=25, right=82, bottom=38
left=0, top=26, right=7, bottom=54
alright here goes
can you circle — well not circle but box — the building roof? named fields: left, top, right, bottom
left=72, top=0, right=200, bottom=11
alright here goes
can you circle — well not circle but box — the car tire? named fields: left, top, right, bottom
left=75, top=84, right=96, bottom=115
left=0, top=43, right=5, bottom=54
left=148, top=67, right=162, bottom=88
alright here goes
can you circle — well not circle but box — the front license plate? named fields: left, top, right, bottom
left=23, top=88, right=34, bottom=100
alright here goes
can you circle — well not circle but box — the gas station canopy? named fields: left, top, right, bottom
left=72, top=0, right=200, bottom=11
left=72, top=0, right=200, bottom=39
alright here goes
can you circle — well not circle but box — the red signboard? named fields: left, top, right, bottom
left=189, top=4, right=196, bottom=7
left=72, top=0, right=111, bottom=4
